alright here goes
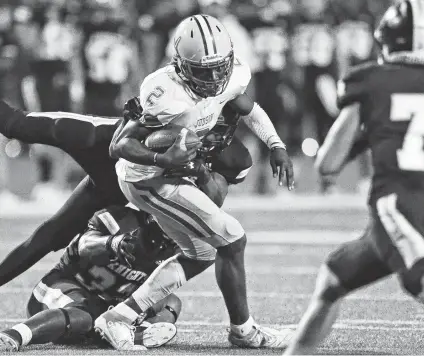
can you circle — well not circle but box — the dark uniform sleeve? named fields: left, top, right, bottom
left=337, top=62, right=376, bottom=110
left=88, top=206, right=141, bottom=236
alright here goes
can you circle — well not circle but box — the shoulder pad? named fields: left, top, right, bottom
left=224, top=57, right=251, bottom=101
left=337, top=61, right=379, bottom=109
left=139, top=66, right=190, bottom=126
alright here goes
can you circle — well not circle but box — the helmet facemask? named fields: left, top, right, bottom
left=176, top=51, right=234, bottom=98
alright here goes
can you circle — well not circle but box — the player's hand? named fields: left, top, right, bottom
left=164, top=158, right=208, bottom=179
left=270, top=147, right=295, bottom=190
left=107, top=230, right=139, bottom=267
left=158, top=129, right=202, bottom=169
left=123, top=97, right=143, bottom=122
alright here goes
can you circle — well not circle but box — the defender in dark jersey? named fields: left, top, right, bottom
left=285, top=1, right=424, bottom=354
left=0, top=205, right=183, bottom=351
left=0, top=98, right=252, bottom=286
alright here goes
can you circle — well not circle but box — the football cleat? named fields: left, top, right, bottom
left=228, top=324, right=293, bottom=349
left=94, top=314, right=146, bottom=351
left=134, top=321, right=177, bottom=348
left=0, top=331, right=20, bottom=352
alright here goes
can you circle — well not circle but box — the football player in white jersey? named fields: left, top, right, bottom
left=97, top=14, right=295, bottom=350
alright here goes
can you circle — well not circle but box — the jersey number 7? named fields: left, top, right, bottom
left=391, top=93, right=424, bottom=171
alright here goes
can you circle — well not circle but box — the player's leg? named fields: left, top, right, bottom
left=96, top=178, right=290, bottom=350
left=0, top=99, right=118, bottom=149
left=376, top=192, right=424, bottom=302
left=132, top=294, right=182, bottom=348
left=144, top=294, right=182, bottom=324
left=210, top=136, right=253, bottom=185
left=284, top=226, right=393, bottom=355
left=0, top=176, right=105, bottom=286
left=198, top=171, right=228, bottom=208
left=0, top=271, right=103, bottom=351
left=0, top=101, right=58, bottom=146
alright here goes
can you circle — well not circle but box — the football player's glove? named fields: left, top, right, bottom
left=106, top=229, right=139, bottom=267
left=163, top=158, right=209, bottom=181
left=123, top=97, right=143, bottom=122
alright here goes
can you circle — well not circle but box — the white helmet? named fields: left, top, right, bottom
left=172, top=14, right=234, bottom=97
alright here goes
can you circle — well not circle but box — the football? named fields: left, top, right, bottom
left=144, top=125, right=201, bottom=153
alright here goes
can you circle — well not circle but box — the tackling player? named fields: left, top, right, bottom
left=0, top=96, right=248, bottom=288
left=284, top=0, right=424, bottom=353
left=0, top=204, right=184, bottom=351
left=103, top=15, right=295, bottom=350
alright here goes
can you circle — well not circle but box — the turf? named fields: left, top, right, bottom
left=0, top=210, right=422, bottom=355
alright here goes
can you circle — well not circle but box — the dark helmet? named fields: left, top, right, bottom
left=374, top=0, right=424, bottom=54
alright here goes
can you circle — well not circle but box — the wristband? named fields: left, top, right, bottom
left=270, top=142, right=286, bottom=150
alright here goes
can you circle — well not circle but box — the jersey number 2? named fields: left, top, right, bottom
left=391, top=93, right=424, bottom=171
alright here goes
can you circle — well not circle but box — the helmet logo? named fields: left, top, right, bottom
left=201, top=54, right=223, bottom=63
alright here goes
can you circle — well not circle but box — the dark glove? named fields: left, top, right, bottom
left=106, top=229, right=139, bottom=267
left=164, top=158, right=209, bottom=181
left=123, top=97, right=143, bottom=122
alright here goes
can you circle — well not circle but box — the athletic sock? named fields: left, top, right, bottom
left=11, top=324, right=32, bottom=346
left=113, top=255, right=186, bottom=323
left=230, top=316, right=254, bottom=337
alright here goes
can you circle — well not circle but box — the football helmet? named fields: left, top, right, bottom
left=374, top=0, right=424, bottom=55
left=172, top=14, right=234, bottom=97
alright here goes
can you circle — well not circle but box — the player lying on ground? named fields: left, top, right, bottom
left=0, top=204, right=191, bottom=351
left=0, top=95, right=250, bottom=286
left=100, top=14, right=295, bottom=351
left=284, top=1, right=424, bottom=353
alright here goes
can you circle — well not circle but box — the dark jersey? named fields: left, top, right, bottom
left=57, top=206, right=178, bottom=303
left=338, top=61, right=424, bottom=203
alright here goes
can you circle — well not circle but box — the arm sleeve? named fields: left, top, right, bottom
left=242, top=103, right=285, bottom=149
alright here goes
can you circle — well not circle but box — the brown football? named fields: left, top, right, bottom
left=144, top=125, right=201, bottom=153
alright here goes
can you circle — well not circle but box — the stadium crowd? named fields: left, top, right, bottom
left=0, top=0, right=391, bottom=200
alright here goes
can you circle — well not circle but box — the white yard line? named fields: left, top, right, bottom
left=0, top=230, right=360, bottom=251
left=0, top=289, right=413, bottom=301
left=0, top=318, right=422, bottom=332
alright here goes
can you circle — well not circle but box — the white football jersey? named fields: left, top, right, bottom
left=116, top=56, right=251, bottom=182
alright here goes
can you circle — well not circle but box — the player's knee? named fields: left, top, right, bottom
left=60, top=307, right=93, bottom=337
left=217, top=234, right=247, bottom=257
left=399, top=259, right=424, bottom=301
left=314, top=264, right=346, bottom=303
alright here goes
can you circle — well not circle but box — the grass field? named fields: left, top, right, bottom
left=0, top=202, right=422, bottom=355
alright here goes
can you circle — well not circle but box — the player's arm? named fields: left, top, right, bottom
left=78, top=228, right=138, bottom=267
left=227, top=93, right=294, bottom=190
left=315, top=103, right=362, bottom=177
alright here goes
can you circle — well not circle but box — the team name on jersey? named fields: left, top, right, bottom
left=195, top=113, right=214, bottom=130
left=107, top=262, right=147, bottom=282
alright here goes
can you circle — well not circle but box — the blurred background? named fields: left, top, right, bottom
left=0, top=0, right=394, bottom=205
